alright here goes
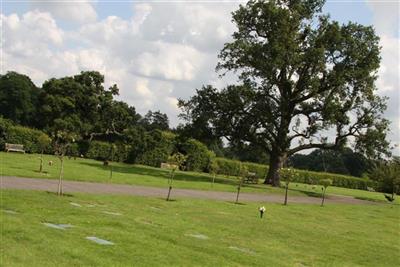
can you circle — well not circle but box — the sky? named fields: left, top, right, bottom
left=1, top=0, right=399, bottom=155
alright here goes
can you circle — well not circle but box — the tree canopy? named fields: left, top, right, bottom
left=179, top=0, right=390, bottom=185
left=0, top=71, right=39, bottom=126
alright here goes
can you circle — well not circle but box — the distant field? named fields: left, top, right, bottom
left=0, top=152, right=395, bottom=203
left=1, top=189, right=399, bottom=267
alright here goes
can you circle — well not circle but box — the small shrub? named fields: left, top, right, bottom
left=180, top=139, right=215, bottom=172
left=136, top=130, right=176, bottom=167
left=85, top=141, right=111, bottom=161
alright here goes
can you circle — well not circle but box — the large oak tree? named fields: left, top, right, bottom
left=179, top=0, right=390, bottom=186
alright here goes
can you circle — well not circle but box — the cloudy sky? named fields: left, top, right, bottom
left=1, top=0, right=399, bottom=155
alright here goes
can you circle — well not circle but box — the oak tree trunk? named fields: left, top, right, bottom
left=264, top=152, right=286, bottom=186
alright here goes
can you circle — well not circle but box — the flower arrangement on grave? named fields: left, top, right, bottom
left=259, top=206, right=266, bottom=218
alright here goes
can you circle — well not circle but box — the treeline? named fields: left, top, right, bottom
left=0, top=71, right=269, bottom=164
left=0, top=71, right=379, bottom=184
left=288, top=149, right=371, bottom=178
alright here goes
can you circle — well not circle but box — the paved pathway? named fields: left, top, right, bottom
left=0, top=176, right=374, bottom=205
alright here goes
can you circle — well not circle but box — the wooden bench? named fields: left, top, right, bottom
left=160, top=162, right=178, bottom=170
left=5, top=143, right=25, bottom=153
left=243, top=172, right=258, bottom=184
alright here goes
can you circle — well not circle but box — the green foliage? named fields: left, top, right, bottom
left=212, top=158, right=266, bottom=178
left=179, top=138, right=215, bottom=172
left=136, top=130, right=176, bottom=167
left=294, top=170, right=377, bottom=190
left=180, top=0, right=389, bottom=186
left=0, top=71, right=39, bottom=126
left=84, top=141, right=129, bottom=162
left=86, top=141, right=112, bottom=161
left=4, top=125, right=51, bottom=153
left=279, top=168, right=299, bottom=185
left=320, top=179, right=333, bottom=188
left=140, top=110, right=169, bottom=131
left=167, top=152, right=187, bottom=170
left=0, top=117, right=13, bottom=150
left=289, top=149, right=370, bottom=177
left=37, top=134, right=52, bottom=153
left=38, top=71, right=120, bottom=136
left=369, top=159, right=400, bottom=194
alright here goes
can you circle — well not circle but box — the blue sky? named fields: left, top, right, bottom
left=3, top=1, right=375, bottom=24
left=1, top=0, right=399, bottom=155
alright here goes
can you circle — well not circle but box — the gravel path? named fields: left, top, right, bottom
left=0, top=176, right=374, bottom=205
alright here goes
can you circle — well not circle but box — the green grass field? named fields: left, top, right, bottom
left=0, top=152, right=396, bottom=203
left=1, top=189, right=399, bottom=267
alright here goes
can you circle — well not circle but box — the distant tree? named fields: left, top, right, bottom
left=369, top=158, right=400, bottom=199
left=289, top=148, right=370, bottom=177
left=38, top=71, right=120, bottom=138
left=140, top=111, right=169, bottom=131
left=0, top=71, right=39, bottom=126
left=180, top=0, right=390, bottom=186
left=223, top=141, right=270, bottom=164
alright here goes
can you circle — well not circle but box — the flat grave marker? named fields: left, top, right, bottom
left=228, top=246, right=256, bottom=255
left=3, top=209, right=18, bottom=214
left=86, top=236, right=114, bottom=245
left=43, top=223, right=73, bottom=230
left=102, top=211, right=122, bottom=216
left=185, top=233, right=209, bottom=240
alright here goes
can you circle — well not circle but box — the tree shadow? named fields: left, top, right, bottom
left=45, top=191, right=74, bottom=197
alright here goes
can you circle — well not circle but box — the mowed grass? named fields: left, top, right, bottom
left=0, top=152, right=292, bottom=195
left=0, top=152, right=395, bottom=203
left=1, top=189, right=399, bottom=267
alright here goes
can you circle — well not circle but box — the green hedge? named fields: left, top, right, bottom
left=85, top=141, right=111, bottom=160
left=0, top=118, right=51, bottom=153
left=212, top=157, right=267, bottom=178
left=85, top=141, right=130, bottom=162
left=293, top=169, right=377, bottom=190
left=136, top=130, right=175, bottom=167
left=211, top=157, right=376, bottom=190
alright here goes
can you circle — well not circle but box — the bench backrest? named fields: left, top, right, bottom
left=161, top=162, right=178, bottom=170
left=5, top=143, right=24, bottom=150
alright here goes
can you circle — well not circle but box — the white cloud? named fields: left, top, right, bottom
left=366, top=1, right=400, bottom=155
left=30, top=0, right=97, bottom=24
left=135, top=41, right=205, bottom=81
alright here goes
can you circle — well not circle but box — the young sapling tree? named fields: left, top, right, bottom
left=319, top=179, right=333, bottom=207
left=235, top=163, right=248, bottom=204
left=109, top=144, right=116, bottom=180
left=53, top=130, right=77, bottom=196
left=166, top=152, right=186, bottom=201
left=279, top=168, right=297, bottom=205
left=37, top=134, right=51, bottom=173
left=209, top=160, right=219, bottom=188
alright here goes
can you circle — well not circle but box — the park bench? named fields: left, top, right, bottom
left=161, top=162, right=178, bottom=170
left=243, top=172, right=258, bottom=184
left=5, top=143, right=25, bottom=153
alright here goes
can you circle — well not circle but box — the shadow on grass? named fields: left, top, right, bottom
left=354, top=196, right=394, bottom=204
left=78, top=161, right=240, bottom=187
left=45, top=191, right=74, bottom=197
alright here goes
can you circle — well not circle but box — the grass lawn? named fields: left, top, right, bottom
left=0, top=152, right=395, bottom=203
left=1, top=189, right=399, bottom=266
